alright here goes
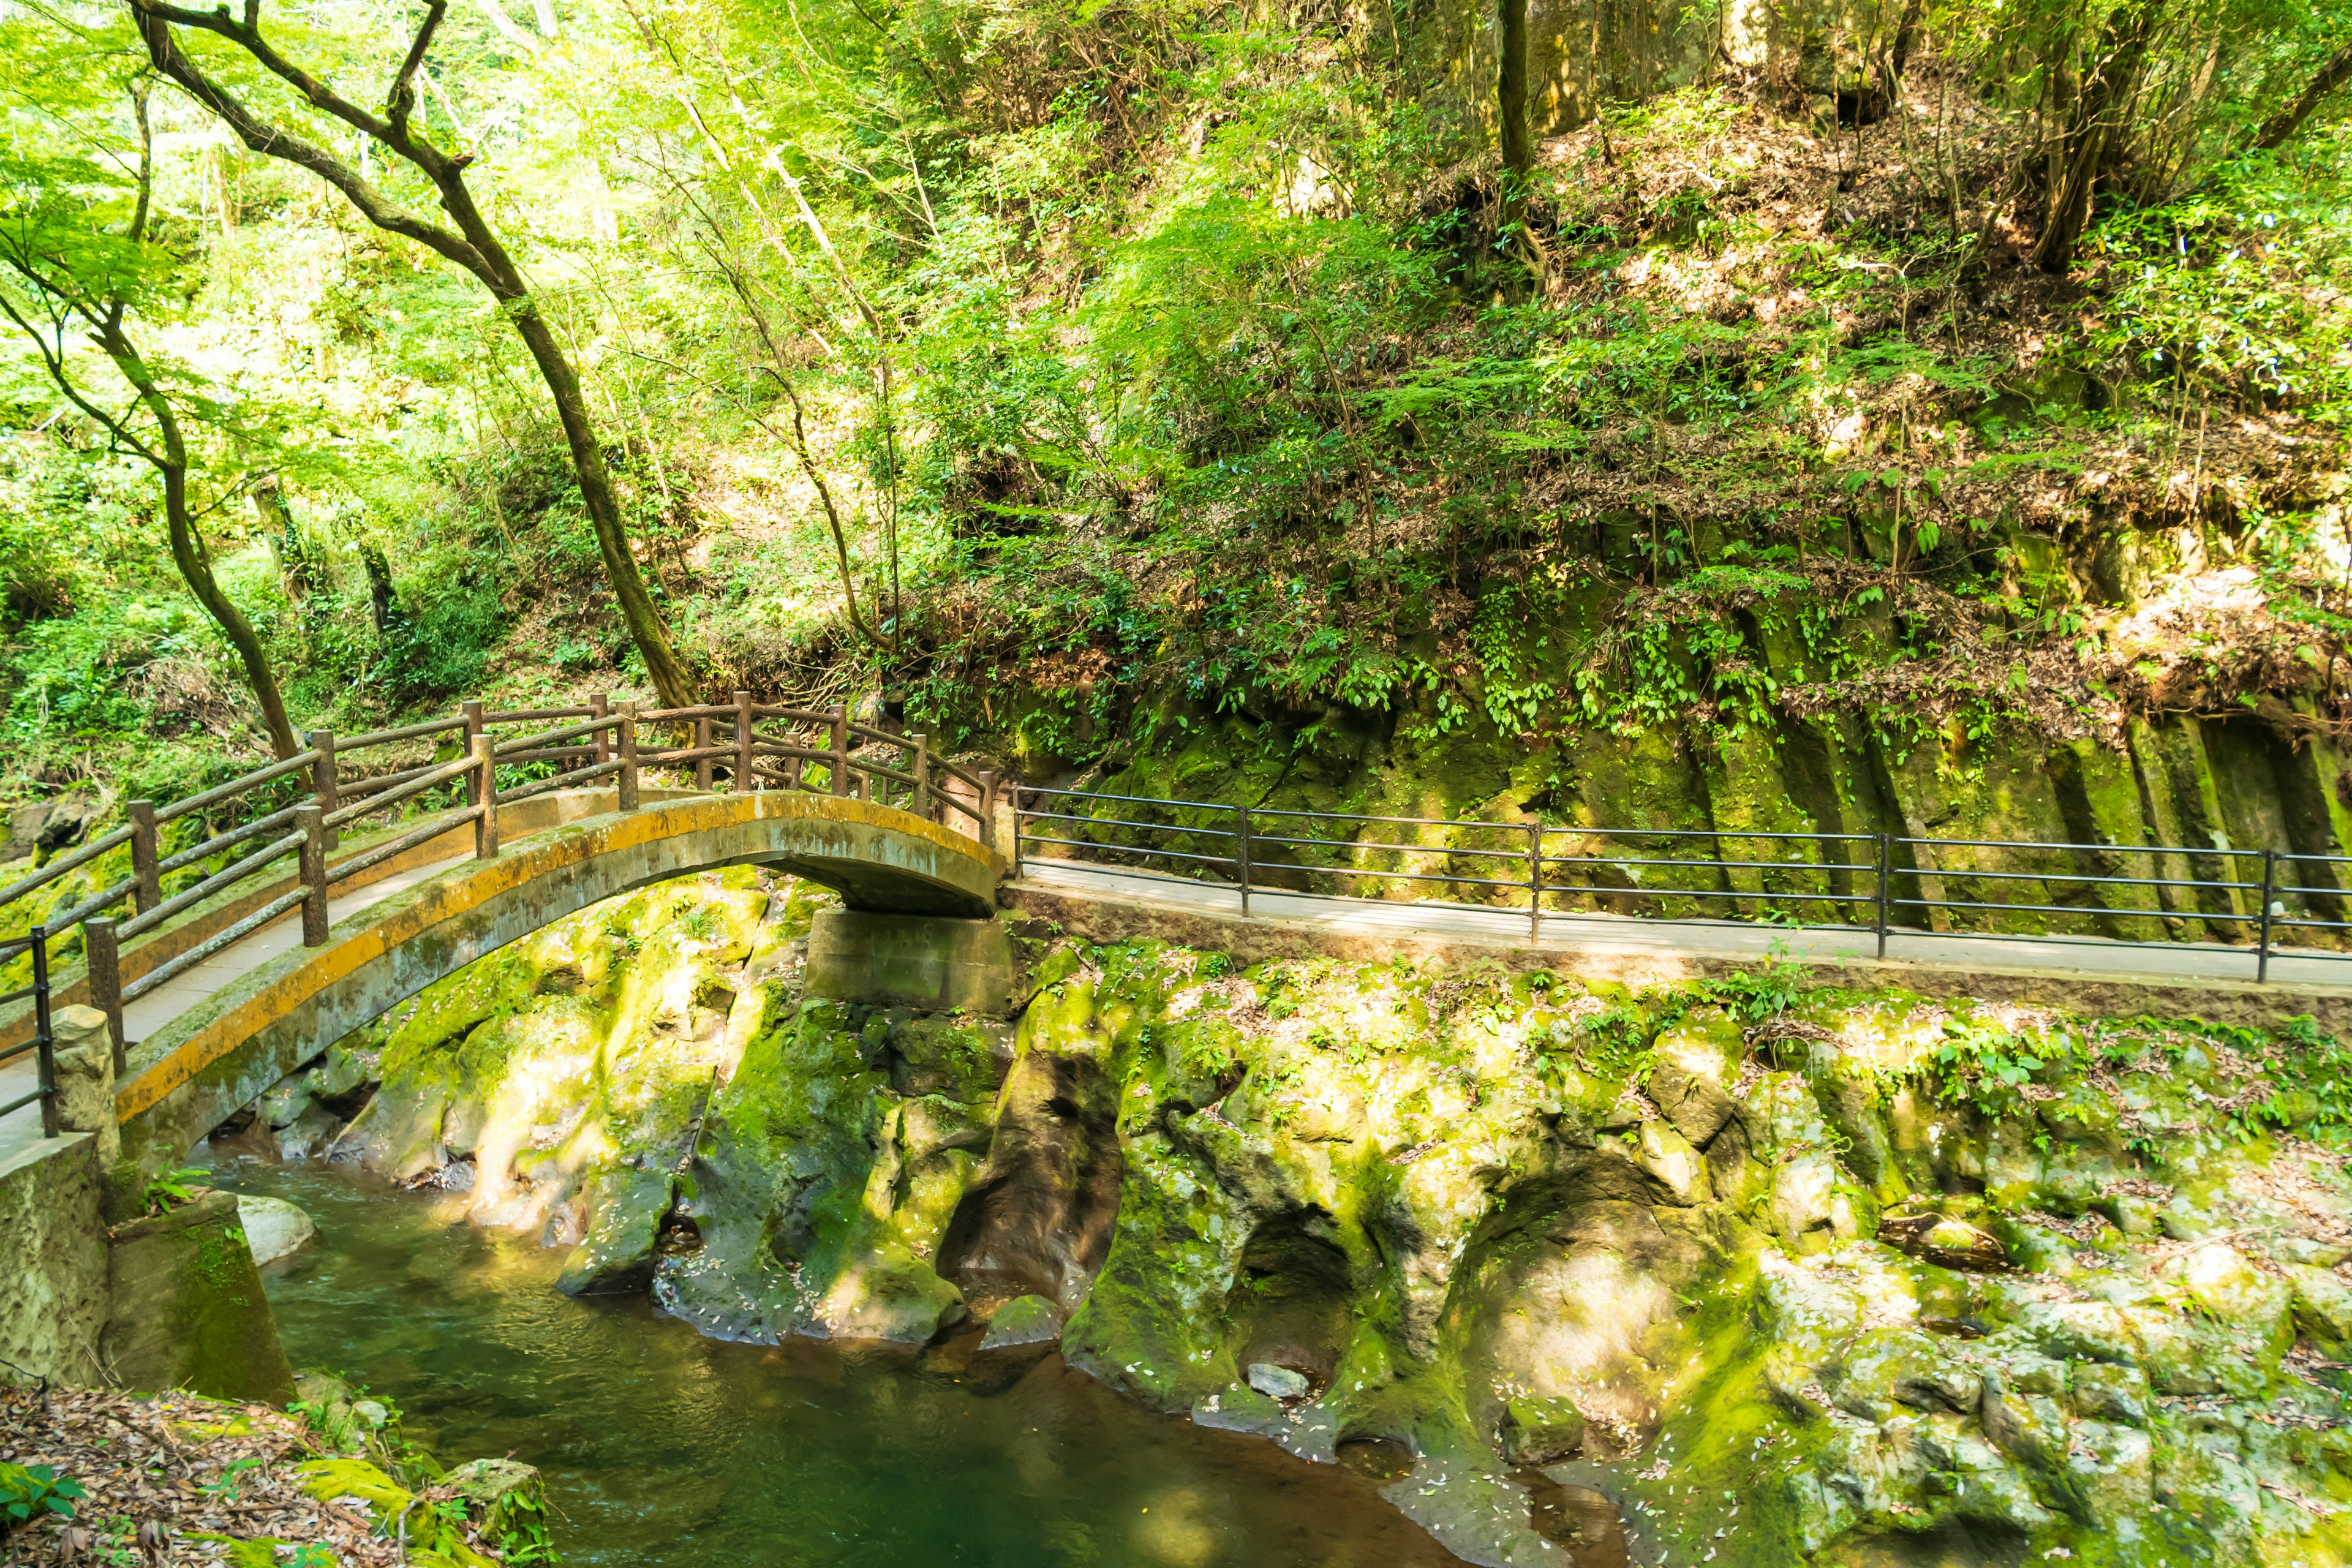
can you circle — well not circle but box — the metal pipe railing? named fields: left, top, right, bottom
left=1009, top=785, right=2352, bottom=979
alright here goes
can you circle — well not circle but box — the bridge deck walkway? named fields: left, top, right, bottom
left=0, top=857, right=453, bottom=1165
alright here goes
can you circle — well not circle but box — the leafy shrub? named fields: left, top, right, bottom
left=0, top=1462, right=86, bottom=1528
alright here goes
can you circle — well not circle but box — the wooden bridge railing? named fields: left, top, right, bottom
left=0, top=695, right=1003, bottom=1133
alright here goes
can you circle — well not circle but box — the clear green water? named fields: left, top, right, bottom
left=212, top=1159, right=1468, bottom=1568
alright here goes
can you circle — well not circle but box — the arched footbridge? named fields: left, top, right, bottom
left=0, top=697, right=1007, bottom=1167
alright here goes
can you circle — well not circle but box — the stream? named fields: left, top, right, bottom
left=203, top=1157, right=1475, bottom=1568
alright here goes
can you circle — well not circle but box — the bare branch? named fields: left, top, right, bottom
left=127, top=80, right=154, bottom=247
left=2258, top=42, right=2352, bottom=148
left=470, top=0, right=544, bottom=54
left=386, top=0, right=450, bottom=145
left=130, top=4, right=490, bottom=275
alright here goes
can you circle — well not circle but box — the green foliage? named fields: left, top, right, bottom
left=0, top=1462, right=86, bottom=1527
left=1929, top=1014, right=2061, bottom=1116
left=2083, top=139, right=2352, bottom=424
left=2, top=0, right=2350, bottom=792
left=141, top=1165, right=206, bottom=1217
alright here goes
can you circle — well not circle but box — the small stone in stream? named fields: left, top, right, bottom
left=1246, top=1362, right=1310, bottom=1401
left=237, top=1194, right=319, bottom=1267
left=979, top=1294, right=1066, bottom=1351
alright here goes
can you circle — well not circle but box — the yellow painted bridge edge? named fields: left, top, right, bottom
left=111, top=791, right=1006, bottom=1125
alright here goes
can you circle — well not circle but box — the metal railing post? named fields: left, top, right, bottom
left=461, top=700, right=486, bottom=809
left=829, top=706, right=850, bottom=796
left=473, top=736, right=500, bottom=860
left=85, top=916, right=125, bottom=1074
left=617, top=705, right=640, bottom=812
left=1527, top=820, right=1544, bottom=942
left=31, top=928, right=58, bottom=1139
left=734, top=690, right=755, bottom=793
left=309, top=728, right=339, bottom=849
left=1011, top=784, right=1025, bottom=878
left=911, top=731, right=932, bottom=820
left=2258, top=849, right=2278, bottom=982
left=129, top=799, right=160, bottom=915
left=1237, top=803, right=1252, bottom=916
left=296, top=804, right=330, bottom=948
left=1875, top=834, right=1892, bottom=960
left=591, top=692, right=611, bottom=766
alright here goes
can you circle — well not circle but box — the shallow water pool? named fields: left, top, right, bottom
left=213, top=1159, right=1472, bottom=1568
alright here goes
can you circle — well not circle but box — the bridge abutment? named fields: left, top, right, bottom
left=804, top=909, right=1013, bottom=1014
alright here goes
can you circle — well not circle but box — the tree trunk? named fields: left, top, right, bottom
left=253, top=477, right=315, bottom=605
left=132, top=0, right=700, bottom=708
left=97, top=318, right=300, bottom=759
left=504, top=298, right=698, bottom=704
left=1498, top=0, right=1534, bottom=221
left=2257, top=42, right=2352, bottom=148
left=2033, top=0, right=2164, bottom=273
left=165, top=466, right=299, bottom=758
left=362, top=545, right=398, bottom=635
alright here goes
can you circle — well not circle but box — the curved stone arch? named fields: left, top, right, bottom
left=113, top=791, right=1005, bottom=1171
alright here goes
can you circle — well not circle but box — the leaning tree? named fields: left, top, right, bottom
left=129, top=0, right=699, bottom=706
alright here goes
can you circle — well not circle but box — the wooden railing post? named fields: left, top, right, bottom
left=309, top=729, right=339, bottom=850
left=977, top=769, right=998, bottom=852
left=911, top=731, right=931, bottom=819
left=696, top=715, right=715, bottom=792
left=617, top=704, right=641, bottom=811
left=829, top=705, right=850, bottom=796
left=296, top=804, right=330, bottom=948
left=461, top=700, right=486, bottom=809
left=734, top=690, right=755, bottom=794
left=84, top=916, right=126, bottom=1074
left=128, top=799, right=160, bottom=914
left=591, top=692, right=611, bottom=765
left=473, top=736, right=500, bottom=859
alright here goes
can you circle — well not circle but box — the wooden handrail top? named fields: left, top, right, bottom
left=337, top=715, right=467, bottom=750
left=481, top=704, right=601, bottom=724
left=635, top=704, right=740, bottom=723
left=0, top=824, right=136, bottom=907
left=153, top=748, right=323, bottom=826
left=323, top=753, right=480, bottom=831
left=494, top=715, right=617, bottom=756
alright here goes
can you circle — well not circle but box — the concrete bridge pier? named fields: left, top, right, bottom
left=804, top=909, right=1014, bottom=1014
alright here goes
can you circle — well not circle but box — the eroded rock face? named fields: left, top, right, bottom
left=255, top=888, right=2352, bottom=1567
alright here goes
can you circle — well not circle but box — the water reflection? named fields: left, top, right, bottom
left=218, top=1161, right=1469, bottom=1567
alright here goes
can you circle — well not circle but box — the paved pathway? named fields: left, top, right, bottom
left=13, top=847, right=2348, bottom=1167
left=1012, top=859, right=2352, bottom=990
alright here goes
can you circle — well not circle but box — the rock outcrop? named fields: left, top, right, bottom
left=244, top=870, right=2352, bottom=1566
